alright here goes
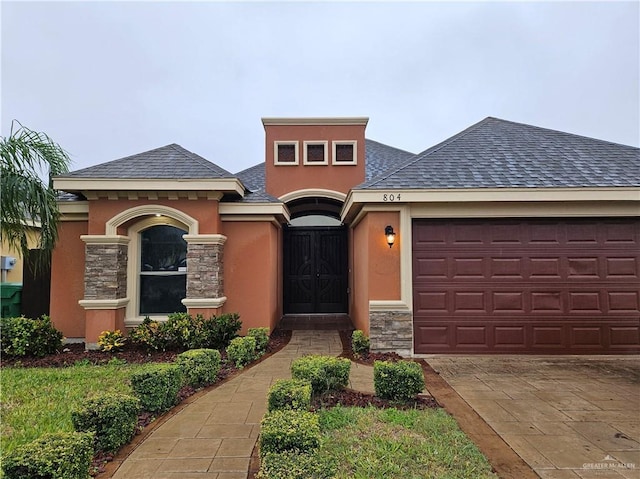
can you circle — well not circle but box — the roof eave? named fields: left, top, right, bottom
left=53, top=177, right=245, bottom=197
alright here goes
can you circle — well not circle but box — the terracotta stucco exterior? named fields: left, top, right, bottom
left=264, top=121, right=366, bottom=198
left=50, top=221, right=87, bottom=338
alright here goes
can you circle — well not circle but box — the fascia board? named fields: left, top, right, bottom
left=262, top=117, right=369, bottom=127
left=219, top=202, right=291, bottom=222
left=53, top=178, right=245, bottom=196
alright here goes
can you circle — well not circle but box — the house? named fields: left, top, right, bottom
left=51, top=117, right=640, bottom=354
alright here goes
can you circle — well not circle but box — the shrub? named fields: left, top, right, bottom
left=0, top=315, right=63, bottom=357
left=226, top=336, right=257, bottom=368
left=2, top=431, right=94, bottom=479
left=130, top=363, right=183, bottom=412
left=129, top=316, right=164, bottom=352
left=71, top=393, right=140, bottom=453
left=176, top=348, right=221, bottom=388
left=257, top=451, right=336, bottom=479
left=267, top=379, right=312, bottom=412
left=248, top=327, right=270, bottom=355
left=97, top=329, right=126, bottom=352
left=210, top=312, right=242, bottom=349
left=291, top=355, right=351, bottom=395
left=351, top=330, right=370, bottom=356
left=373, top=360, right=425, bottom=401
left=259, top=410, right=320, bottom=456
left=128, top=313, right=242, bottom=351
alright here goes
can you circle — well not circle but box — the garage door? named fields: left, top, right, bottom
left=412, top=218, right=640, bottom=354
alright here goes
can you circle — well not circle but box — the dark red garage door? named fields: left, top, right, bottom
left=412, top=218, right=640, bottom=354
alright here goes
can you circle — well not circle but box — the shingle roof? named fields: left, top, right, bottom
left=358, top=117, right=640, bottom=189
left=59, top=144, right=234, bottom=179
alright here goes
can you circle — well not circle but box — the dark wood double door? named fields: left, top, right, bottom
left=284, top=226, right=348, bottom=314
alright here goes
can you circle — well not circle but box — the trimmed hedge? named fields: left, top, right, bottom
left=248, top=327, right=270, bottom=354
left=176, top=348, right=221, bottom=388
left=2, top=431, right=94, bottom=479
left=267, top=379, right=312, bottom=412
left=351, top=330, right=370, bottom=356
left=259, top=410, right=320, bottom=456
left=227, top=336, right=257, bottom=368
left=373, top=360, right=425, bottom=401
left=0, top=315, right=63, bottom=357
left=290, top=355, right=351, bottom=394
left=130, top=363, right=183, bottom=412
left=257, top=451, right=336, bottom=479
left=71, top=393, right=140, bottom=453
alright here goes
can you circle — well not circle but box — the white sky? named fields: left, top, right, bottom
left=2, top=1, right=638, bottom=175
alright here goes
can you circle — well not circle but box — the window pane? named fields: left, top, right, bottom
left=277, top=144, right=296, bottom=163
left=306, top=144, right=325, bottom=162
left=140, top=274, right=187, bottom=314
left=335, top=144, right=354, bottom=162
left=141, top=225, right=187, bottom=272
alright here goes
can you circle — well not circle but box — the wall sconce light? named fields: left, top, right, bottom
left=385, top=225, right=396, bottom=248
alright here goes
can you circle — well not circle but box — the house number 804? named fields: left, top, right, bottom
left=383, top=193, right=401, bottom=202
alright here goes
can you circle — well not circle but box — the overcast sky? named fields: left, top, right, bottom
left=2, top=1, right=638, bottom=176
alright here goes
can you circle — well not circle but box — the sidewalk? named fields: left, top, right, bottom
left=110, top=330, right=345, bottom=479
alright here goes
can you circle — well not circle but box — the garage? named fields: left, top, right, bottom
left=412, top=218, right=640, bottom=354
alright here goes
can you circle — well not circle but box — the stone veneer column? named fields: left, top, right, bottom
left=369, top=302, right=413, bottom=357
left=182, top=234, right=227, bottom=311
left=78, top=235, right=130, bottom=350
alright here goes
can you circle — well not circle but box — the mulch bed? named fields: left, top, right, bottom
left=311, top=389, right=439, bottom=410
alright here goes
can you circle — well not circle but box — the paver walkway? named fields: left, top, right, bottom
left=110, top=330, right=349, bottom=478
left=428, top=356, right=640, bottom=479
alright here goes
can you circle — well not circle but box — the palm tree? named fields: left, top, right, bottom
left=1, top=121, right=71, bottom=272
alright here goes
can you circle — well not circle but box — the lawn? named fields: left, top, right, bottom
left=0, top=361, right=148, bottom=456
left=316, top=406, right=498, bottom=479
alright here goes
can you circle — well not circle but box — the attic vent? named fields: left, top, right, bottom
left=333, top=141, right=357, bottom=165
left=275, top=141, right=299, bottom=165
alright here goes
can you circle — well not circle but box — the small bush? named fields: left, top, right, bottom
left=0, top=315, right=63, bottom=357
left=176, top=348, right=221, bottom=388
left=130, top=363, right=183, bottom=413
left=2, top=431, right=94, bottom=479
left=128, top=313, right=242, bottom=351
left=211, top=312, right=242, bottom=349
left=259, top=410, right=320, bottom=456
left=257, top=451, right=336, bottom=479
left=291, top=355, right=351, bottom=395
left=373, top=360, right=425, bottom=401
left=267, top=379, right=312, bottom=412
left=351, top=330, right=370, bottom=356
left=129, top=316, right=164, bottom=352
left=226, top=336, right=257, bottom=368
left=97, top=329, right=126, bottom=352
left=71, top=393, right=140, bottom=453
left=248, top=327, right=270, bottom=355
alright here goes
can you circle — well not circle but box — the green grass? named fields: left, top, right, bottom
left=0, top=362, right=149, bottom=456
left=316, top=406, right=498, bottom=479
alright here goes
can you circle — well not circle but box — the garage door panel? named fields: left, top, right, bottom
left=413, top=218, right=640, bottom=354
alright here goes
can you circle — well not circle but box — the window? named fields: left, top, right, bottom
left=139, top=225, right=187, bottom=315
left=274, top=141, right=299, bottom=165
left=303, top=141, right=328, bottom=165
left=332, top=141, right=357, bottom=165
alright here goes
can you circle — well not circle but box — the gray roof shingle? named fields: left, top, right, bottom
left=358, top=117, right=640, bottom=189
left=59, top=144, right=235, bottom=179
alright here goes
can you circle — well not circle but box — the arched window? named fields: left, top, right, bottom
left=139, top=225, right=187, bottom=315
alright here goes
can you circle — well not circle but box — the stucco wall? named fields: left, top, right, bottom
left=0, top=228, right=40, bottom=284
left=223, top=221, right=282, bottom=334
left=351, top=215, right=370, bottom=334
left=50, top=221, right=88, bottom=338
left=264, top=123, right=366, bottom=198
left=87, top=198, right=221, bottom=235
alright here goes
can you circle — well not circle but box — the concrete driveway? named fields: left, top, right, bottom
left=427, top=356, right=640, bottom=479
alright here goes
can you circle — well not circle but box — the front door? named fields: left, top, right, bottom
left=284, top=226, right=348, bottom=314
